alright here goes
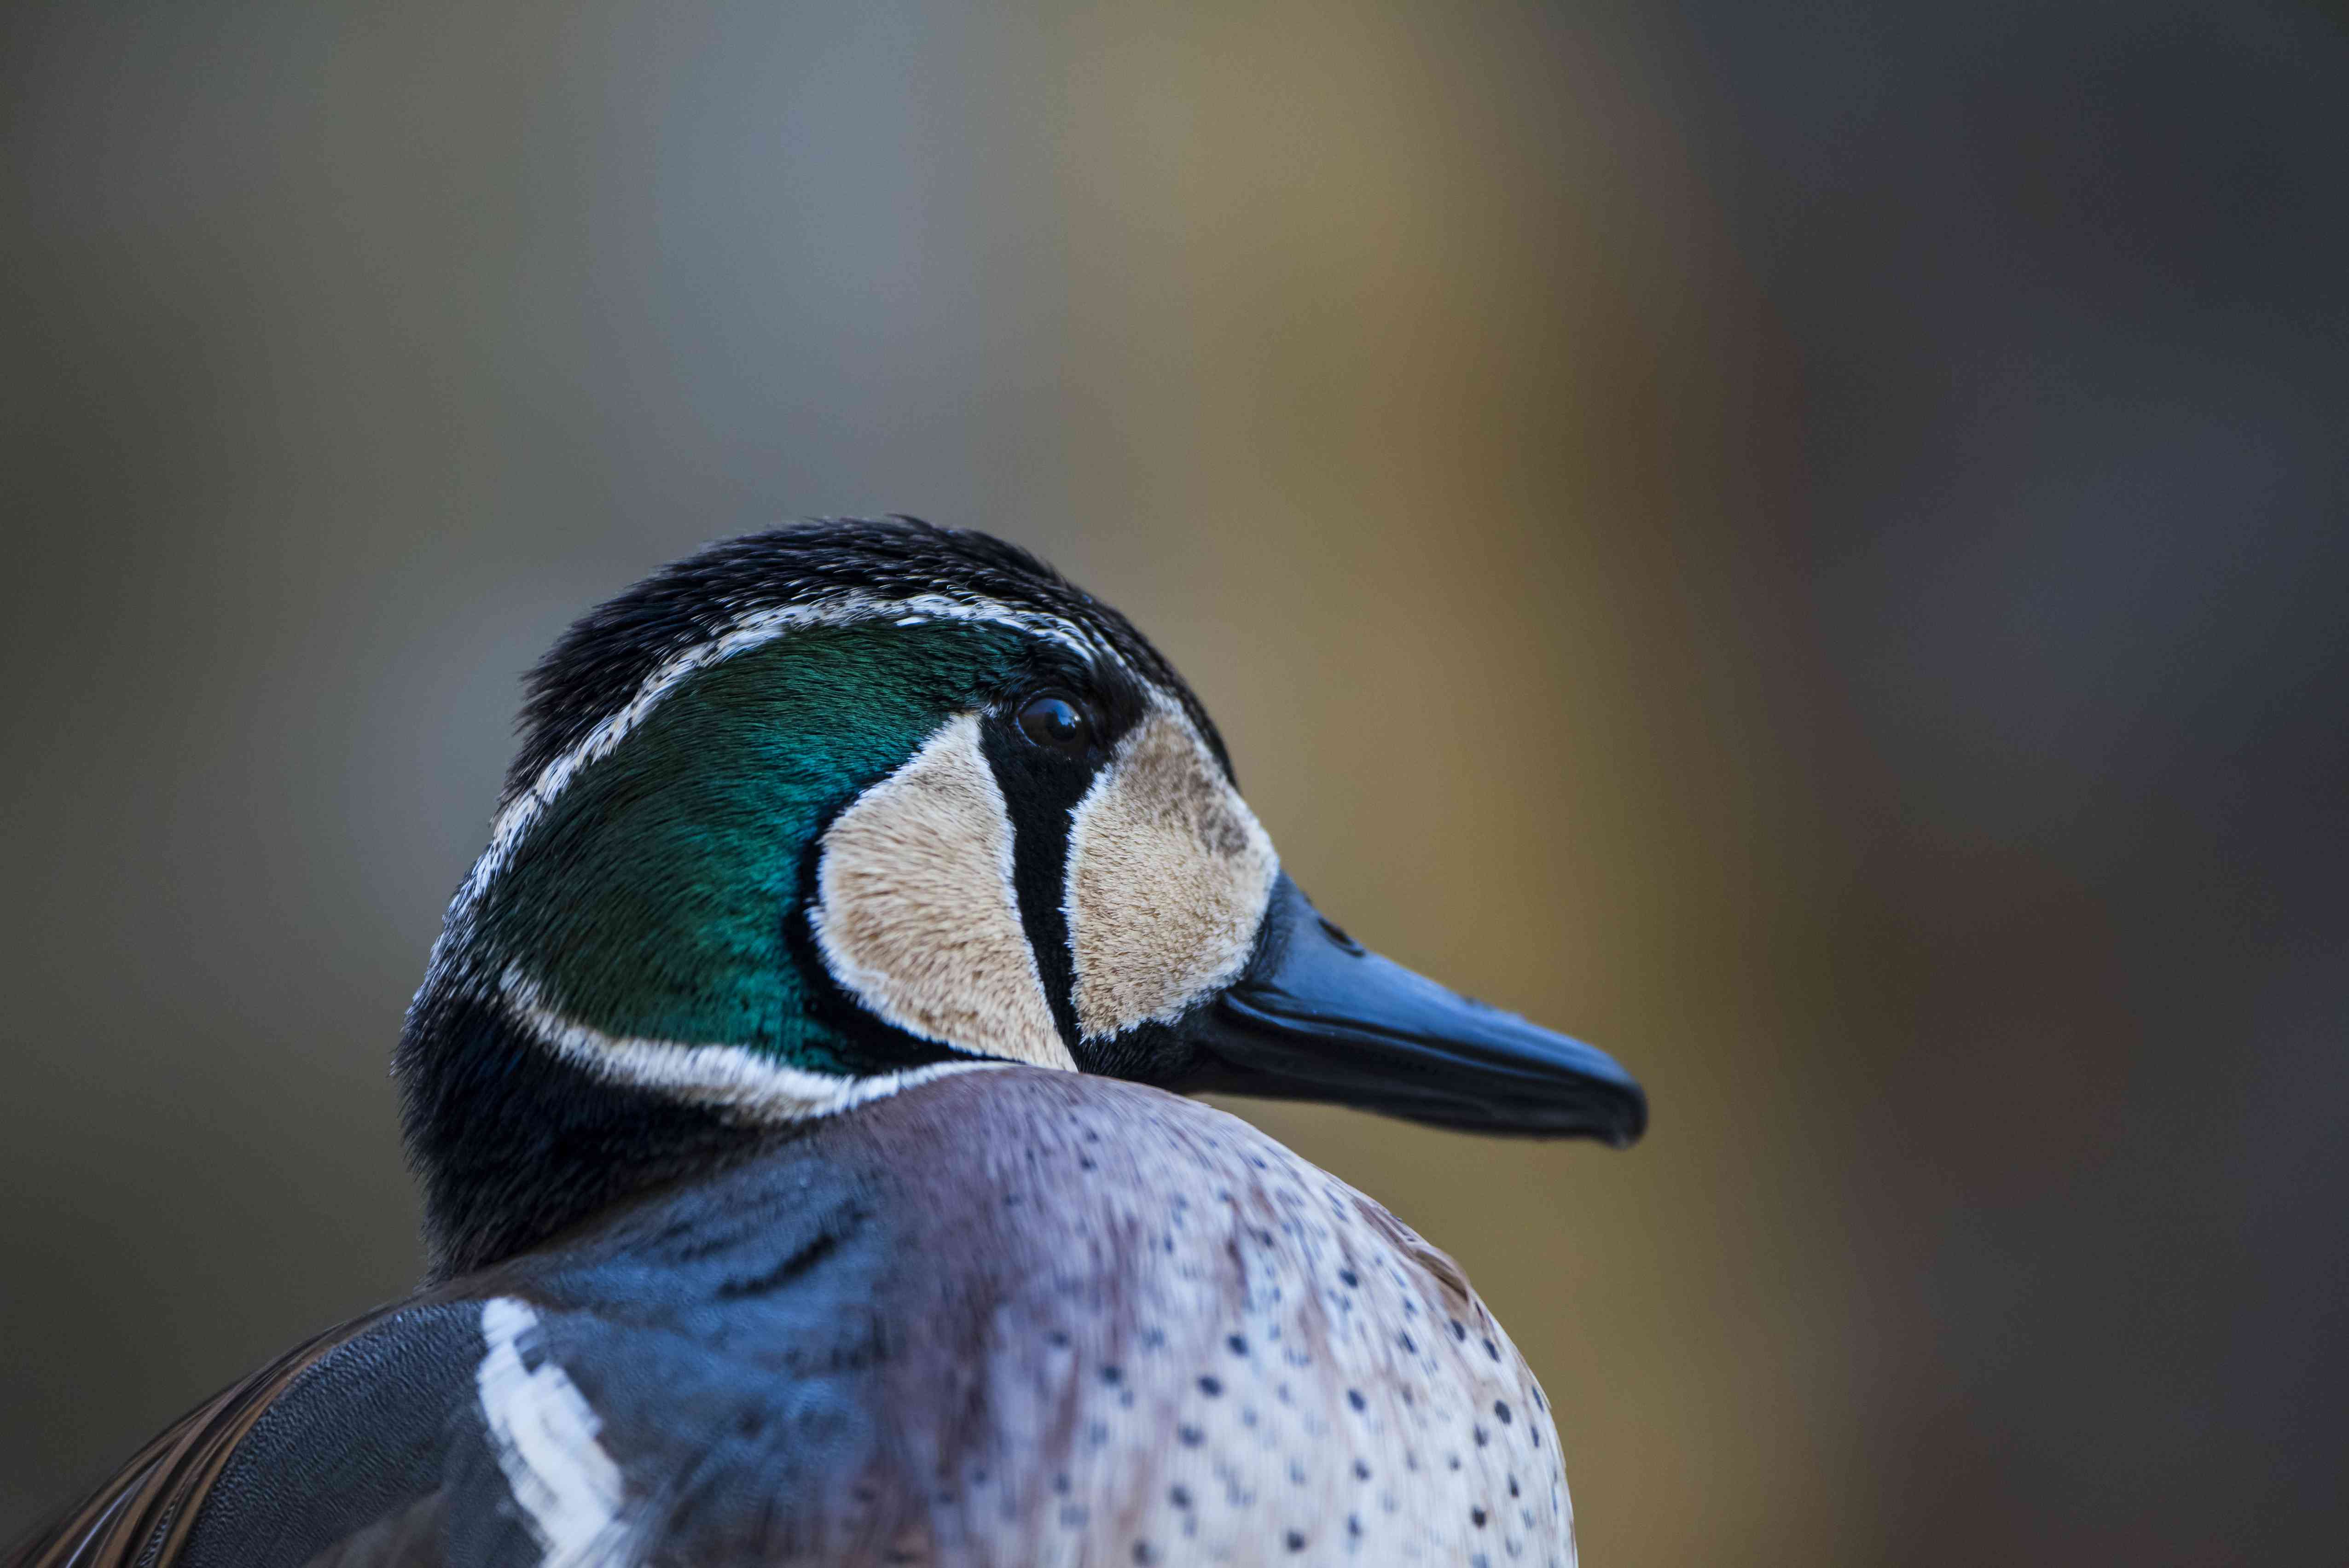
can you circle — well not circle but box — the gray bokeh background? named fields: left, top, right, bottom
left=5, top=2, right=2345, bottom=1562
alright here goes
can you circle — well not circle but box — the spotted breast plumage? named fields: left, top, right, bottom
left=9, top=520, right=1643, bottom=1568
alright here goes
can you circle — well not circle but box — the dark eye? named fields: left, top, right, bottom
left=1015, top=692, right=1094, bottom=756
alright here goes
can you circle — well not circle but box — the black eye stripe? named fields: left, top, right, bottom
left=976, top=721, right=1091, bottom=1051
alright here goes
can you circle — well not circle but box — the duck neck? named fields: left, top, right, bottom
left=396, top=989, right=764, bottom=1279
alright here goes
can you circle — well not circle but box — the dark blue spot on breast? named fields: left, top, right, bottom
left=1284, top=1531, right=1306, bottom=1551
left=1101, top=1364, right=1123, bottom=1384
left=1199, top=1375, right=1223, bottom=1396
left=1354, top=1459, right=1371, bottom=1480
left=1179, top=1425, right=1204, bottom=1446
left=1451, top=1319, right=1467, bottom=1341
left=1347, top=1389, right=1366, bottom=1411
left=1171, top=1485, right=1192, bottom=1509
left=1229, top=1335, right=1248, bottom=1356
left=1399, top=1331, right=1417, bottom=1354
left=1132, top=1543, right=1155, bottom=1564
left=1474, top=1425, right=1489, bottom=1447
left=1494, top=1400, right=1512, bottom=1424
left=1338, top=1268, right=1359, bottom=1288
left=1483, top=1337, right=1500, bottom=1361
left=1471, top=1506, right=1488, bottom=1528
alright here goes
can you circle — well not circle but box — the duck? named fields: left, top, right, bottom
left=8, top=518, right=1645, bottom=1568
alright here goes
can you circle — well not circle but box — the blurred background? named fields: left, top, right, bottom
left=4, top=1, right=2344, bottom=1561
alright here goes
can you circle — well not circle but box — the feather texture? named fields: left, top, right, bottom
left=8, top=1071, right=1573, bottom=1568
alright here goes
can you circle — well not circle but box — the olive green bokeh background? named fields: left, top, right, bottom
left=5, top=3, right=2345, bottom=1562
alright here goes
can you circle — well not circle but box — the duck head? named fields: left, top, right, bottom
left=401, top=520, right=1643, bottom=1274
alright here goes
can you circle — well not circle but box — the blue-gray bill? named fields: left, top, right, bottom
left=1180, top=874, right=1648, bottom=1144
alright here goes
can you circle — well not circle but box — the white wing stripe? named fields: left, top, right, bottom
left=475, top=1297, right=627, bottom=1568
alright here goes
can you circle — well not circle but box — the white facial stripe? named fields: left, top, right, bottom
left=810, top=716, right=1076, bottom=1070
left=1066, top=705, right=1279, bottom=1040
left=501, top=966, right=1004, bottom=1122
left=475, top=1296, right=626, bottom=1568
left=426, top=590, right=1117, bottom=997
